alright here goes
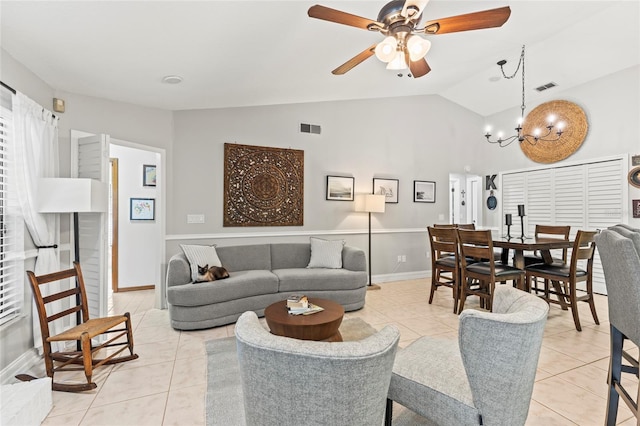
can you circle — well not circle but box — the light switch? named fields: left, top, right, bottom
left=187, top=214, right=205, bottom=224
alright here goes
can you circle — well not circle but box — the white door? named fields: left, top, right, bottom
left=72, top=133, right=109, bottom=319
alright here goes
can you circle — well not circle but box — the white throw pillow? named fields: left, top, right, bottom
left=307, top=237, right=345, bottom=269
left=180, top=244, right=222, bottom=282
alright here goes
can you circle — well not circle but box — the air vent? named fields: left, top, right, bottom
left=535, top=82, right=558, bottom=92
left=300, top=123, right=321, bottom=135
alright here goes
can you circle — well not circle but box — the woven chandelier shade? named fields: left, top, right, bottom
left=520, top=100, right=588, bottom=164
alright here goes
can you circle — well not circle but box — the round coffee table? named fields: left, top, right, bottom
left=264, top=298, right=344, bottom=342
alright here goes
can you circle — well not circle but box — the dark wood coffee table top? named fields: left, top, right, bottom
left=264, top=298, right=344, bottom=342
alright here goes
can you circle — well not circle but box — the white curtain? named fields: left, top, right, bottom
left=13, top=92, right=62, bottom=353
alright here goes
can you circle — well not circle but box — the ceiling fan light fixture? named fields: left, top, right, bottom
left=375, top=36, right=397, bottom=62
left=407, top=35, right=431, bottom=61
left=386, top=50, right=408, bottom=70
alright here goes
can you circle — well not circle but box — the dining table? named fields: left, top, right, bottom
left=492, top=235, right=574, bottom=309
left=492, top=236, right=573, bottom=270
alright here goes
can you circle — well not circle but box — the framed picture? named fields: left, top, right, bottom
left=143, top=164, right=156, bottom=187
left=414, top=180, right=436, bottom=203
left=326, top=176, right=354, bottom=201
left=373, top=178, right=399, bottom=203
left=633, top=199, right=640, bottom=219
left=130, top=198, right=155, bottom=220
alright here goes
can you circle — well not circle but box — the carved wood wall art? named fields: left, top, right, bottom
left=224, top=143, right=304, bottom=227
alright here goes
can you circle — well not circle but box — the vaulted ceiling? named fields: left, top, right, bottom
left=1, top=1, right=638, bottom=116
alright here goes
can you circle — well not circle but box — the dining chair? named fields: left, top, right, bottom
left=523, top=224, right=571, bottom=266
left=525, top=230, right=600, bottom=331
left=385, top=285, right=549, bottom=426
left=23, top=262, right=138, bottom=391
left=457, top=229, right=525, bottom=313
left=596, top=227, right=640, bottom=426
left=427, top=226, right=461, bottom=313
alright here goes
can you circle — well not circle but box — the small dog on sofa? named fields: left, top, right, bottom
left=195, top=264, right=230, bottom=283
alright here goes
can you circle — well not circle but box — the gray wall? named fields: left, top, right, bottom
left=478, top=65, right=640, bottom=230
left=169, top=95, right=482, bottom=276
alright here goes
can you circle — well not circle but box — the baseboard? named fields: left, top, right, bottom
left=115, top=284, right=155, bottom=293
left=0, top=348, right=41, bottom=385
left=372, top=270, right=430, bottom=284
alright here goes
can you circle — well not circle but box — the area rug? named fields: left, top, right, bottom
left=204, top=318, right=432, bottom=426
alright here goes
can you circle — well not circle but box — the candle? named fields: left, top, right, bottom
left=518, top=204, right=525, bottom=216
left=505, top=214, right=512, bottom=225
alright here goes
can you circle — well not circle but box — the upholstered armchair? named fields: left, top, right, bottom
left=386, top=285, right=549, bottom=426
left=235, top=311, right=400, bottom=426
left=595, top=226, right=640, bottom=426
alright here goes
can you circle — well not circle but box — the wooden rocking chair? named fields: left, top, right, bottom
left=19, top=262, right=138, bottom=392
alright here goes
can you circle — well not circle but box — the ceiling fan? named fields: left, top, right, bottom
left=308, top=0, right=511, bottom=78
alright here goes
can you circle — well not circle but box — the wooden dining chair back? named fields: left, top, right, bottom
left=456, top=223, right=476, bottom=230
left=456, top=229, right=525, bottom=313
left=427, top=226, right=461, bottom=313
left=24, top=262, right=138, bottom=392
left=525, top=230, right=600, bottom=331
left=432, top=223, right=475, bottom=230
left=524, top=225, right=571, bottom=266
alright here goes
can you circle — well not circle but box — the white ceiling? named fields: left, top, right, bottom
left=1, top=1, right=638, bottom=116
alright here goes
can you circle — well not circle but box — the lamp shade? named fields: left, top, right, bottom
left=355, top=194, right=386, bottom=213
left=37, top=178, right=108, bottom=213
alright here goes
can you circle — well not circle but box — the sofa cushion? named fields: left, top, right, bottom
left=307, top=237, right=345, bottom=269
left=270, top=243, right=311, bottom=269
left=167, top=270, right=279, bottom=306
left=216, top=244, right=272, bottom=272
left=180, top=244, right=222, bottom=282
left=274, top=268, right=366, bottom=292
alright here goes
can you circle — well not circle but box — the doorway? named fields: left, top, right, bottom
left=109, top=158, right=119, bottom=292
left=449, top=173, right=482, bottom=226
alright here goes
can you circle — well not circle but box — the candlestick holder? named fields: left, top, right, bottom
left=520, top=219, right=525, bottom=239
left=505, top=213, right=513, bottom=239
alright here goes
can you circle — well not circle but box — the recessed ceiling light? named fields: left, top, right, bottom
left=162, top=75, right=183, bottom=84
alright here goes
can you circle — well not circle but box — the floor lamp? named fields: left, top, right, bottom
left=355, top=194, right=386, bottom=290
left=37, top=178, right=108, bottom=335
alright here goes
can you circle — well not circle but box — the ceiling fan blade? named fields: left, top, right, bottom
left=402, top=0, right=429, bottom=20
left=308, top=5, right=383, bottom=31
left=410, top=58, right=431, bottom=78
left=422, top=6, right=511, bottom=35
left=331, top=44, right=377, bottom=75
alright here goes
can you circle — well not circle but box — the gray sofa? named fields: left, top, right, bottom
left=166, top=243, right=367, bottom=330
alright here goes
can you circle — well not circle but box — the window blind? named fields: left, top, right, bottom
left=0, top=104, right=24, bottom=325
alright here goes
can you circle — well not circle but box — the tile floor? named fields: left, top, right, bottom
left=39, top=279, right=638, bottom=426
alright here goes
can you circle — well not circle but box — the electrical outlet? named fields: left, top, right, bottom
left=401, top=255, right=406, bottom=263
left=397, top=255, right=402, bottom=263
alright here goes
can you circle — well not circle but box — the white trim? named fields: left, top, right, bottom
left=166, top=228, right=427, bottom=241
left=0, top=348, right=41, bottom=385
left=374, top=270, right=430, bottom=284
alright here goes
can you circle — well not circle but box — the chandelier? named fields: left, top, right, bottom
left=484, top=45, right=565, bottom=147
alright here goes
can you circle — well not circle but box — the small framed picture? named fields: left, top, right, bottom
left=143, top=164, right=157, bottom=187
left=373, top=178, right=399, bottom=203
left=326, top=176, right=354, bottom=201
left=130, top=198, right=155, bottom=220
left=414, top=180, right=436, bottom=203
left=633, top=199, right=640, bottom=219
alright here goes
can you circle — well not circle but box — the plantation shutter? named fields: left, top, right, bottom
left=0, top=101, right=24, bottom=325
left=500, top=157, right=625, bottom=294
left=76, top=134, right=109, bottom=319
